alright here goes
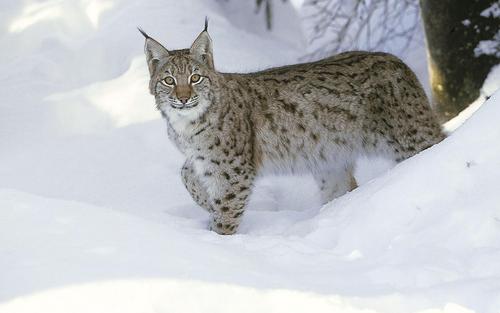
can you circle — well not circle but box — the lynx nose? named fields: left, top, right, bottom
left=176, top=85, right=191, bottom=105
left=178, top=96, right=189, bottom=104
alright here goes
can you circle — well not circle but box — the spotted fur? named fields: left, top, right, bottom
left=140, top=24, right=445, bottom=235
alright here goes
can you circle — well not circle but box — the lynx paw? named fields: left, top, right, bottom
left=209, top=218, right=238, bottom=235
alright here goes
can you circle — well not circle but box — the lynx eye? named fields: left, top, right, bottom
left=190, top=74, right=201, bottom=84
left=162, top=76, right=175, bottom=86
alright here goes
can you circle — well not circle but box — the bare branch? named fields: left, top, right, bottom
left=302, top=0, right=421, bottom=60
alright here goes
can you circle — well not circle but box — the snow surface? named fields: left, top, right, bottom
left=1, top=1, right=500, bottom=313
left=474, top=2, right=500, bottom=58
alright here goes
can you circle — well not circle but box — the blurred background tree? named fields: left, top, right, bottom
left=250, top=0, right=499, bottom=122
left=420, top=0, right=499, bottom=121
left=255, top=0, right=288, bottom=30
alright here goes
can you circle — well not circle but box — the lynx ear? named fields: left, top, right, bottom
left=138, top=28, right=169, bottom=77
left=190, top=18, right=214, bottom=69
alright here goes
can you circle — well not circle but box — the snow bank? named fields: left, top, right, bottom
left=0, top=191, right=471, bottom=313
left=2, top=93, right=499, bottom=312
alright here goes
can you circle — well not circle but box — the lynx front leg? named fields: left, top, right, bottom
left=196, top=158, right=255, bottom=235
left=313, top=164, right=357, bottom=204
left=181, top=160, right=213, bottom=213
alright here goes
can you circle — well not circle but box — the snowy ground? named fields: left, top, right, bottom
left=1, top=1, right=500, bottom=313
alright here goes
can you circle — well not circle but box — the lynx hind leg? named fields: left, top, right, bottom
left=181, top=160, right=213, bottom=213
left=313, top=164, right=358, bottom=205
left=391, top=126, right=446, bottom=163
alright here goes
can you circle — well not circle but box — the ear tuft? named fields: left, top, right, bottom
left=190, top=20, right=214, bottom=69
left=137, top=27, right=150, bottom=39
left=140, top=29, right=169, bottom=78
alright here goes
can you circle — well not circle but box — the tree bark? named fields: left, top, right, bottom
left=419, top=0, right=499, bottom=122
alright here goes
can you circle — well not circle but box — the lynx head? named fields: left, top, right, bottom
left=139, top=19, right=216, bottom=120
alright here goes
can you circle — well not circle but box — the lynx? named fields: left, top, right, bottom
left=140, top=20, right=444, bottom=235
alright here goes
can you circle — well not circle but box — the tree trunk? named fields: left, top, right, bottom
left=419, top=0, right=499, bottom=122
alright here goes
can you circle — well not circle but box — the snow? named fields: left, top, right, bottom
left=474, top=2, right=500, bottom=58
left=480, top=3, right=500, bottom=18
left=474, top=30, right=500, bottom=58
left=1, top=1, right=500, bottom=313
